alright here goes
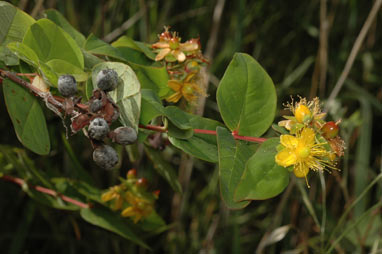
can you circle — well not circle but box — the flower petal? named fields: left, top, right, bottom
left=167, top=80, right=182, bottom=91
left=155, top=48, right=171, bottom=61
left=293, top=164, right=309, bottom=178
left=275, top=148, right=297, bottom=167
left=280, top=134, right=298, bottom=148
left=166, top=92, right=182, bottom=103
left=152, top=42, right=170, bottom=49
left=301, top=128, right=315, bottom=145
left=180, top=42, right=199, bottom=51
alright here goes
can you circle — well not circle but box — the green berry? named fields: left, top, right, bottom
left=58, top=75, right=77, bottom=97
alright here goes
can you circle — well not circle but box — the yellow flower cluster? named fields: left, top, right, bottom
left=275, top=97, right=345, bottom=186
left=101, top=169, right=158, bottom=223
left=152, top=27, right=208, bottom=103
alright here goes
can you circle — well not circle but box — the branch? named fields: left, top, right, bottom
left=140, top=124, right=267, bottom=143
left=1, top=175, right=91, bottom=209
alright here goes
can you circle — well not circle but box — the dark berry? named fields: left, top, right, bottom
left=96, top=69, right=118, bottom=92
left=58, top=75, right=77, bottom=97
left=93, top=145, right=118, bottom=170
left=111, top=127, right=137, bottom=145
left=88, top=117, right=109, bottom=140
left=90, top=99, right=103, bottom=113
left=322, top=121, right=339, bottom=139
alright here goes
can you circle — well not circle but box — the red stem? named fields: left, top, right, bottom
left=140, top=125, right=266, bottom=143
left=1, top=70, right=267, bottom=144
left=1, top=175, right=90, bottom=209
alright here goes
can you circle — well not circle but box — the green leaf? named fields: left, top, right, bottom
left=112, top=35, right=156, bottom=60
left=7, top=41, right=58, bottom=86
left=44, top=9, right=85, bottom=47
left=23, top=18, right=84, bottom=69
left=144, top=146, right=182, bottom=193
left=168, top=111, right=223, bottom=163
left=216, top=127, right=251, bottom=209
left=117, top=47, right=154, bottom=66
left=217, top=53, right=276, bottom=137
left=129, top=62, right=170, bottom=98
left=3, top=79, right=50, bottom=155
left=234, top=138, right=289, bottom=201
left=80, top=207, right=149, bottom=249
left=45, top=59, right=88, bottom=82
left=140, top=89, right=164, bottom=124
left=91, top=62, right=141, bottom=131
left=0, top=1, right=35, bottom=45
left=84, top=33, right=125, bottom=61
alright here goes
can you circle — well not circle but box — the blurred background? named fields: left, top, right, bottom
left=1, top=0, right=382, bottom=253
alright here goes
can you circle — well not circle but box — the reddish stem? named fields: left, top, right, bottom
left=1, top=175, right=90, bottom=209
left=140, top=125, right=266, bottom=143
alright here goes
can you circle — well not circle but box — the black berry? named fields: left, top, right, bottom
left=111, top=126, right=137, bottom=145
left=88, top=117, right=109, bottom=140
left=96, top=69, right=118, bottom=92
left=90, top=99, right=103, bottom=113
left=93, top=145, right=118, bottom=169
left=58, top=75, right=77, bottom=97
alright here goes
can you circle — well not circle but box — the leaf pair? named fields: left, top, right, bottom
left=216, top=53, right=289, bottom=208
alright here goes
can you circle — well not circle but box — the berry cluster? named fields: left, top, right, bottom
left=57, top=69, right=138, bottom=170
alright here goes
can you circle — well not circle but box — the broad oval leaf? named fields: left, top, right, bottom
left=84, top=33, right=125, bottom=61
left=217, top=127, right=251, bottom=209
left=217, top=53, right=276, bottom=137
left=44, top=9, right=85, bottom=47
left=23, top=18, right=84, bottom=69
left=0, top=2, right=35, bottom=45
left=234, top=138, right=289, bottom=201
left=80, top=207, right=149, bottom=249
left=3, top=79, right=50, bottom=155
left=91, top=62, right=141, bottom=131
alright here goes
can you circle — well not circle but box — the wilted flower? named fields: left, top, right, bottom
left=152, top=28, right=200, bottom=62
left=166, top=73, right=205, bottom=103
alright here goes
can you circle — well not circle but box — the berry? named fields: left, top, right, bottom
left=88, top=118, right=110, bottom=140
left=111, top=127, right=137, bottom=145
left=322, top=121, right=339, bottom=139
left=93, top=145, right=118, bottom=170
left=294, top=104, right=312, bottom=123
left=58, top=75, right=77, bottom=97
left=127, top=169, right=137, bottom=179
left=90, top=99, right=103, bottom=113
left=136, top=178, right=148, bottom=189
left=96, top=69, right=118, bottom=92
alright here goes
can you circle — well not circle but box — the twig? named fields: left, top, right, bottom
left=139, top=124, right=267, bottom=143
left=103, top=7, right=146, bottom=43
left=325, top=0, right=382, bottom=111
left=1, top=175, right=90, bottom=209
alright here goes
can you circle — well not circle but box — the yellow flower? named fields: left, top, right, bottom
left=101, top=186, right=124, bottom=210
left=121, top=192, right=153, bottom=223
left=275, top=128, right=336, bottom=186
left=165, top=73, right=204, bottom=103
